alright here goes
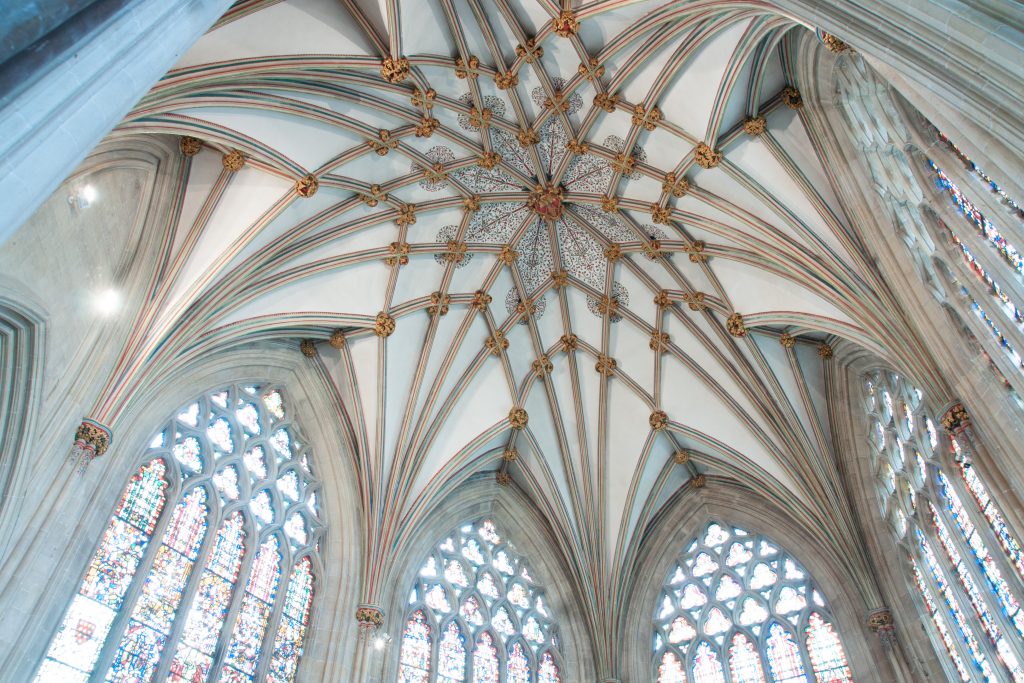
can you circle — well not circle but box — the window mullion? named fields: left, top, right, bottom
left=150, top=490, right=224, bottom=683
left=87, top=461, right=184, bottom=683
left=251, top=546, right=292, bottom=683
left=205, top=524, right=261, bottom=680
left=919, top=514, right=1012, bottom=683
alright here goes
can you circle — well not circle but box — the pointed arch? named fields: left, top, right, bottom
left=34, top=384, right=323, bottom=683
left=393, top=518, right=566, bottom=683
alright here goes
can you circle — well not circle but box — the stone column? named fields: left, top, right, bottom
left=353, top=604, right=385, bottom=682
left=0, top=0, right=234, bottom=244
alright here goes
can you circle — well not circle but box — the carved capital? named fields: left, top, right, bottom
left=356, top=605, right=385, bottom=628
left=74, top=419, right=112, bottom=459
left=941, top=403, right=971, bottom=433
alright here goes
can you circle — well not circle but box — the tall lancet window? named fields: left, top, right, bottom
left=397, top=519, right=564, bottom=683
left=864, top=370, right=1024, bottom=681
left=35, top=385, right=322, bottom=683
left=653, top=522, right=853, bottom=683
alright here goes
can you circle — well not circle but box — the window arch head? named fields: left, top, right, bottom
left=398, top=519, right=564, bottom=683
left=653, top=522, right=853, bottom=683
left=36, top=384, right=322, bottom=683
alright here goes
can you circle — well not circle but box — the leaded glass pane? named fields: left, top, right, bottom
left=396, top=520, right=565, bottom=682
left=36, top=385, right=321, bottom=683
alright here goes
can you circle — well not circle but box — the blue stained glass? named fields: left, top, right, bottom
left=266, top=558, right=314, bottom=683
left=107, top=488, right=209, bottom=682
left=911, top=560, right=972, bottom=681
left=959, top=462, right=1024, bottom=582
left=221, top=537, right=281, bottom=677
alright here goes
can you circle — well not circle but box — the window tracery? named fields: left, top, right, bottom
left=864, top=370, right=1024, bottom=681
left=35, top=385, right=321, bottom=683
left=653, top=522, right=852, bottom=683
left=397, top=520, right=563, bottom=682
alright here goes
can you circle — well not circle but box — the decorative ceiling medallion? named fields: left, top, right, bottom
left=295, top=174, right=319, bottom=198
left=517, top=128, right=539, bottom=146
left=650, top=330, right=670, bottom=353
left=587, top=282, right=628, bottom=323
left=415, top=116, right=440, bottom=138
left=694, top=142, right=722, bottom=169
left=579, top=58, right=604, bottom=81
left=508, top=407, right=529, bottom=429
left=726, top=312, right=747, bottom=337
left=560, top=333, right=579, bottom=351
left=779, top=332, right=796, bottom=348
left=654, top=291, right=672, bottom=308
left=681, top=292, right=706, bottom=311
left=528, top=185, right=564, bottom=221
left=650, top=204, right=671, bottom=224
left=632, top=104, right=662, bottom=131
left=329, top=329, right=346, bottom=349
left=373, top=312, right=396, bottom=337
left=817, top=343, right=834, bottom=359
left=566, top=139, right=590, bottom=155
left=179, top=136, right=203, bottom=156
left=395, top=204, right=416, bottom=227
left=478, top=152, right=502, bottom=169
left=649, top=410, right=669, bottom=431
left=472, top=291, right=492, bottom=310
left=222, top=149, right=245, bottom=172
left=502, top=448, right=518, bottom=462
left=662, top=172, right=690, bottom=197
left=299, top=340, right=318, bottom=358
left=553, top=9, right=580, bottom=38
left=595, top=354, right=617, bottom=376
left=494, top=71, right=519, bottom=90
left=359, top=184, right=387, bottom=206
left=594, top=92, right=619, bottom=112
left=380, top=56, right=410, bottom=83
left=427, top=292, right=451, bottom=316
left=368, top=129, right=399, bottom=156
left=463, top=195, right=481, bottom=212
left=514, top=39, right=543, bottom=63
left=781, top=86, right=803, bottom=109
left=457, top=94, right=506, bottom=131
left=604, top=243, right=622, bottom=261
left=505, top=290, right=547, bottom=324
left=485, top=331, right=509, bottom=355
left=743, top=116, right=767, bottom=136
left=685, top=240, right=708, bottom=263
left=674, top=450, right=690, bottom=465
left=454, top=55, right=481, bottom=79
left=385, top=241, right=410, bottom=267
left=552, top=270, right=569, bottom=289
left=600, top=196, right=619, bottom=213
left=498, top=245, right=518, bottom=265
left=533, top=355, right=554, bottom=377
left=531, top=78, right=582, bottom=115
left=411, top=87, right=436, bottom=110
left=691, top=473, right=707, bottom=488
left=495, top=471, right=513, bottom=486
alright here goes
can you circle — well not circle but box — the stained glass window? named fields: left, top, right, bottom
left=35, top=385, right=321, bottom=683
left=397, top=519, right=564, bottom=682
left=654, top=523, right=851, bottom=683
left=863, top=370, right=1024, bottom=682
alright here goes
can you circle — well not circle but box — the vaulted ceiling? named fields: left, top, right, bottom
left=87, top=0, right=930, bottom=665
